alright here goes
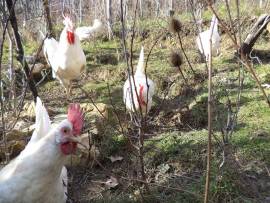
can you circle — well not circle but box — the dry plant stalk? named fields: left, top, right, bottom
left=119, top=0, right=151, bottom=196
left=169, top=50, right=188, bottom=84
left=204, top=4, right=215, bottom=202
left=169, top=17, right=196, bottom=75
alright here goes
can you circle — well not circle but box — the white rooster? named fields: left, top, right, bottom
left=75, top=19, right=103, bottom=41
left=196, top=15, right=221, bottom=61
left=123, top=47, right=155, bottom=115
left=0, top=97, right=84, bottom=203
left=43, top=16, right=101, bottom=96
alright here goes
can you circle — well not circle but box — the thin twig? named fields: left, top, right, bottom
left=177, top=32, right=196, bottom=75
left=204, top=4, right=215, bottom=201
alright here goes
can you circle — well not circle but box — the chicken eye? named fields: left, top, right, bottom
left=62, top=128, right=69, bottom=134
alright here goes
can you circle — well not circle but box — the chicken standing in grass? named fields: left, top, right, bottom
left=196, top=15, right=221, bottom=61
left=43, top=16, right=101, bottom=96
left=0, top=97, right=84, bottom=203
left=123, top=47, right=155, bottom=115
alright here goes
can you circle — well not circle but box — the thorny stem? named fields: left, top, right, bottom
left=131, top=0, right=151, bottom=195
left=120, top=0, right=151, bottom=196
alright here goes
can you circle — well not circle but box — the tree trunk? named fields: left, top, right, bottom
left=195, top=1, right=203, bottom=33
left=6, top=0, right=38, bottom=101
left=169, top=0, right=173, bottom=10
left=42, top=0, right=54, bottom=37
left=167, top=0, right=174, bottom=16
left=240, top=14, right=270, bottom=56
left=185, top=0, right=188, bottom=12
left=7, top=27, right=16, bottom=110
left=123, top=0, right=128, bottom=21
left=155, top=0, right=160, bottom=17
left=139, top=0, right=143, bottom=18
left=260, top=0, right=263, bottom=8
left=106, top=0, right=113, bottom=40
left=79, top=0, right=82, bottom=24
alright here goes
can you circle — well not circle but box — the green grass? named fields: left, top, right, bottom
left=16, top=7, right=270, bottom=201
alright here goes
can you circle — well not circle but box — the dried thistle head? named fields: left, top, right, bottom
left=169, top=51, right=183, bottom=67
left=169, top=18, right=182, bottom=33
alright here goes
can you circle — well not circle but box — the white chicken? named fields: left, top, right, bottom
left=75, top=19, right=103, bottom=41
left=43, top=16, right=88, bottom=95
left=123, top=47, right=155, bottom=115
left=0, top=97, right=84, bottom=203
left=196, top=15, right=221, bottom=61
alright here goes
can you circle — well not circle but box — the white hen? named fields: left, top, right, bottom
left=123, top=47, right=155, bottom=115
left=196, top=15, right=221, bottom=61
left=43, top=16, right=86, bottom=95
left=0, top=97, right=84, bottom=203
left=75, top=19, right=103, bottom=41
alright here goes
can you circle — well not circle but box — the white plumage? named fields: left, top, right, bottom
left=43, top=16, right=86, bottom=95
left=196, top=15, right=221, bottom=61
left=0, top=97, right=84, bottom=203
left=75, top=19, right=103, bottom=41
left=123, top=47, right=155, bottom=115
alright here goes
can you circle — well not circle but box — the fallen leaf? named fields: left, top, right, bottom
left=105, top=176, right=118, bottom=189
left=109, top=155, right=123, bottom=163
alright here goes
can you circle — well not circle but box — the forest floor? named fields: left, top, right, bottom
left=2, top=16, right=270, bottom=202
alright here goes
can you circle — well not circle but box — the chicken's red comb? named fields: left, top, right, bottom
left=67, top=104, right=84, bottom=136
left=63, top=15, right=74, bottom=28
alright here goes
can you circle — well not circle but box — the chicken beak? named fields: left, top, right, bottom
left=63, top=136, right=88, bottom=149
left=65, top=136, right=80, bottom=143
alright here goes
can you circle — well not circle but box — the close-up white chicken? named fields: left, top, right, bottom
left=43, top=16, right=91, bottom=96
left=123, top=47, right=155, bottom=115
left=0, top=97, right=84, bottom=203
left=196, top=15, right=221, bottom=61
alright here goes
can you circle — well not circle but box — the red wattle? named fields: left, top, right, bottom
left=60, top=142, right=77, bottom=155
left=139, top=84, right=147, bottom=106
left=67, top=31, right=75, bottom=44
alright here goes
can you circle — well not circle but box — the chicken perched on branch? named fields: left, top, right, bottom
left=43, top=16, right=101, bottom=96
left=0, top=97, right=84, bottom=203
left=196, top=15, right=221, bottom=61
left=123, top=47, right=155, bottom=115
left=75, top=19, right=103, bottom=41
